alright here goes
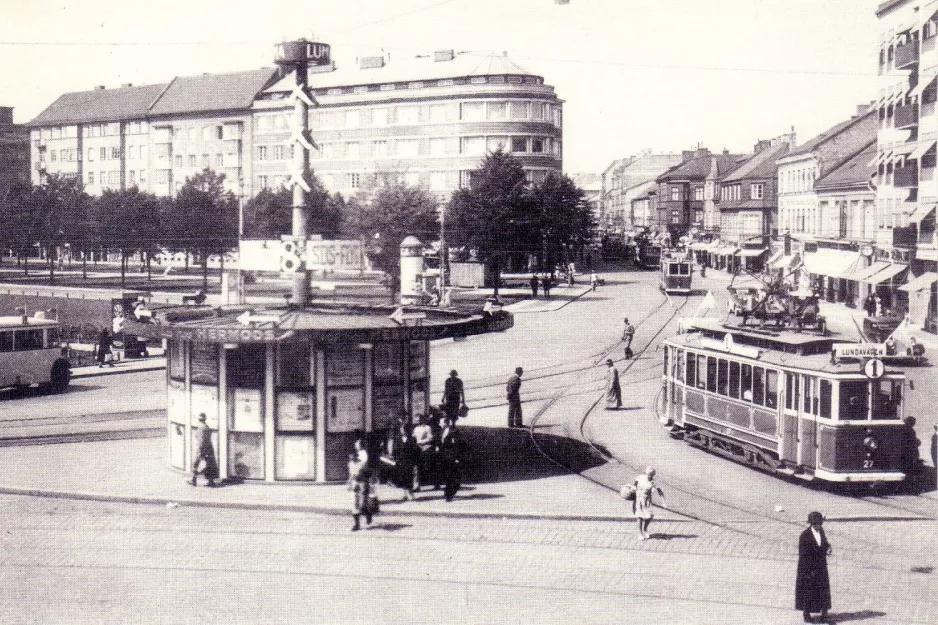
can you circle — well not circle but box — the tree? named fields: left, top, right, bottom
left=531, top=172, right=594, bottom=271
left=243, top=174, right=342, bottom=239
left=94, top=187, right=162, bottom=287
left=343, top=174, right=439, bottom=302
left=169, top=169, right=239, bottom=290
left=446, top=150, right=534, bottom=294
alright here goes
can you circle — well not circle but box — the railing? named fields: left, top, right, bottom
left=896, top=40, right=920, bottom=69
left=895, top=102, right=919, bottom=129
left=894, top=165, right=919, bottom=187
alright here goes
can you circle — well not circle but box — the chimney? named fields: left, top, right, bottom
left=121, top=83, right=133, bottom=88
left=753, top=139, right=771, bottom=153
left=359, top=56, right=385, bottom=69
left=723, top=149, right=730, bottom=155
left=694, top=147, right=710, bottom=158
left=434, top=49, right=455, bottom=62
left=681, top=150, right=695, bottom=162
left=95, top=85, right=106, bottom=90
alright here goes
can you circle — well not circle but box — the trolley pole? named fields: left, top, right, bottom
left=274, top=38, right=330, bottom=307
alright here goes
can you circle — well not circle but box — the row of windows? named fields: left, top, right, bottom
left=279, top=74, right=545, bottom=99
left=173, top=153, right=225, bottom=168
left=306, top=99, right=560, bottom=130
left=85, top=171, right=122, bottom=185
left=779, top=167, right=817, bottom=194
left=297, top=135, right=560, bottom=161
left=0, top=329, right=47, bottom=352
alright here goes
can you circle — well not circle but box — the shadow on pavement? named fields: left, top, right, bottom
left=826, top=610, right=887, bottom=623
left=368, top=523, right=411, bottom=532
left=460, top=426, right=605, bottom=485
left=649, top=533, right=699, bottom=540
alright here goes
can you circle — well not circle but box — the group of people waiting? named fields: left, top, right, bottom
left=528, top=274, right=555, bottom=298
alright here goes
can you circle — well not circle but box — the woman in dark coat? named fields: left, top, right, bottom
left=438, top=418, right=465, bottom=502
left=796, top=511, right=832, bottom=623
left=387, top=421, right=419, bottom=500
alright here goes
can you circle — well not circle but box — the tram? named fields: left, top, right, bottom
left=661, top=318, right=912, bottom=484
left=660, top=253, right=692, bottom=295
left=633, top=242, right=662, bottom=270
left=0, top=310, right=70, bottom=393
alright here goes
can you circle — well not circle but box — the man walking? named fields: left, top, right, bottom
left=529, top=274, right=539, bottom=298
left=442, top=369, right=465, bottom=422
left=189, top=413, right=218, bottom=487
left=506, top=367, right=524, bottom=428
left=622, top=317, right=635, bottom=360
left=604, top=359, right=621, bottom=409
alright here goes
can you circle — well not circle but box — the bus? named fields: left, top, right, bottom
left=0, top=310, right=70, bottom=393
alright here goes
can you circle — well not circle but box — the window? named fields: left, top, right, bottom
left=685, top=352, right=697, bottom=386
left=671, top=187, right=681, bottom=201
left=87, top=171, right=94, bottom=184
left=819, top=379, right=832, bottom=418
left=348, top=173, right=361, bottom=188
left=100, top=147, right=107, bottom=160
left=751, top=183, right=764, bottom=200
left=202, top=126, right=213, bottom=141
left=487, top=102, right=508, bottom=120
left=87, top=148, right=94, bottom=162
left=174, top=155, right=183, bottom=167
left=766, top=370, right=778, bottom=408
left=257, top=146, right=268, bottom=161
left=274, top=145, right=285, bottom=161
left=99, top=171, right=106, bottom=185
left=487, top=136, right=509, bottom=153
left=511, top=137, right=527, bottom=153
left=187, top=155, right=196, bottom=167
left=461, top=101, right=485, bottom=121
left=397, top=106, right=419, bottom=125
left=155, top=144, right=169, bottom=159
left=706, top=357, right=717, bottom=393
left=108, top=171, right=119, bottom=184
left=373, top=141, right=388, bottom=157
left=257, top=175, right=269, bottom=189
left=15, top=330, right=43, bottom=351
left=728, top=361, right=741, bottom=399
left=461, top=136, right=485, bottom=156
left=396, top=139, right=420, bottom=157
left=372, top=108, right=388, bottom=126
left=872, top=379, right=902, bottom=420
left=155, top=170, right=169, bottom=184
left=50, top=151, right=57, bottom=162
left=111, top=147, right=120, bottom=159
left=128, top=171, right=135, bottom=184
left=429, top=104, right=447, bottom=123
left=531, top=138, right=545, bottom=153
left=741, top=364, right=753, bottom=401
left=839, top=381, right=868, bottom=420
left=139, top=145, right=146, bottom=159
left=671, top=210, right=680, bottom=224
left=346, top=142, right=360, bottom=159
left=717, top=358, right=729, bottom=396
left=531, top=102, right=546, bottom=119
left=321, top=144, right=335, bottom=159
left=510, top=101, right=529, bottom=119
left=0, top=331, right=11, bottom=352
left=202, top=154, right=210, bottom=167
left=694, top=187, right=704, bottom=201
left=215, top=153, right=223, bottom=167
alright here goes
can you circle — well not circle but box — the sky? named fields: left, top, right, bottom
left=1, top=0, right=885, bottom=175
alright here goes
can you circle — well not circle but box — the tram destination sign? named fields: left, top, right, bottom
left=833, top=343, right=886, bottom=360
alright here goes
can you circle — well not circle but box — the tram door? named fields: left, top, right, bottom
left=797, top=375, right=818, bottom=469
left=780, top=372, right=798, bottom=463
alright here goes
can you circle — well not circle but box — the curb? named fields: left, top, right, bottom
left=71, top=363, right=166, bottom=379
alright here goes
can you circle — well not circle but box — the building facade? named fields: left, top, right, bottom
left=0, top=107, right=29, bottom=204
left=27, top=50, right=563, bottom=206
left=600, top=151, right=682, bottom=233
left=874, top=0, right=938, bottom=332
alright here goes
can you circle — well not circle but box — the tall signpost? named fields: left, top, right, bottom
left=274, top=39, right=330, bottom=307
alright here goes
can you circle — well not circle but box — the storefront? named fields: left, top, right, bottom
left=155, top=304, right=512, bottom=483
left=899, top=271, right=938, bottom=333
left=802, top=248, right=862, bottom=303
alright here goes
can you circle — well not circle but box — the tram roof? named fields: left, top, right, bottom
left=0, top=315, right=59, bottom=329
left=666, top=318, right=893, bottom=375
left=147, top=302, right=513, bottom=344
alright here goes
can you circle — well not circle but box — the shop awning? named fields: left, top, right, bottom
left=802, top=249, right=862, bottom=279
left=735, top=247, right=766, bottom=257
left=689, top=242, right=712, bottom=250
left=864, top=263, right=908, bottom=284
left=909, top=75, right=937, bottom=99
left=909, top=140, right=936, bottom=160
left=716, top=245, right=739, bottom=256
left=844, top=260, right=890, bottom=282
left=892, top=142, right=915, bottom=156
left=908, top=202, right=936, bottom=223
left=898, top=271, right=938, bottom=292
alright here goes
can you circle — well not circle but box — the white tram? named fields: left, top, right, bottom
left=0, top=311, right=70, bottom=393
left=662, top=319, right=911, bottom=483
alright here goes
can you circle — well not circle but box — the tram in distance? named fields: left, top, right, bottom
left=660, top=252, right=692, bottom=295
left=661, top=318, right=913, bottom=485
left=0, top=310, right=70, bottom=393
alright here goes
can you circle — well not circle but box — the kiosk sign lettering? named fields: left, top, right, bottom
left=833, top=343, right=886, bottom=360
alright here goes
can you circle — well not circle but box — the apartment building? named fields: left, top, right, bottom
left=655, top=148, right=744, bottom=239
left=600, top=151, right=682, bottom=233
left=252, top=50, right=563, bottom=200
left=0, top=106, right=29, bottom=203
left=874, top=0, right=938, bottom=332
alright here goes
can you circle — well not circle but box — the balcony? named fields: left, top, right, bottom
left=896, top=40, right=920, bottom=69
left=894, top=164, right=919, bottom=187
left=893, top=225, right=917, bottom=247
left=895, top=102, right=919, bottom=129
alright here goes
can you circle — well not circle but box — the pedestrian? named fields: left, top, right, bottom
left=529, top=273, right=539, bottom=298
left=633, top=466, right=665, bottom=540
left=567, top=261, right=575, bottom=286
left=604, top=359, right=622, bottom=410
left=795, top=511, right=832, bottom=623
left=622, top=317, right=635, bottom=360
left=96, top=328, right=114, bottom=368
left=506, top=366, right=524, bottom=428
left=347, top=438, right=372, bottom=531
left=541, top=275, right=552, bottom=299
left=189, top=413, right=218, bottom=487
left=412, top=414, right=438, bottom=490
left=863, top=293, right=876, bottom=317
left=442, top=369, right=465, bottom=422
left=385, top=420, right=419, bottom=501
left=874, top=294, right=884, bottom=317
left=930, top=424, right=937, bottom=470
left=439, top=418, right=466, bottom=502
left=590, top=271, right=599, bottom=291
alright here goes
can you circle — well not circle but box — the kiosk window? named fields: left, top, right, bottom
left=839, top=381, right=869, bottom=420
left=728, top=361, right=741, bottom=399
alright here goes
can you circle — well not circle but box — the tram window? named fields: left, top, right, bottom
left=785, top=372, right=795, bottom=410
left=753, top=367, right=765, bottom=406
left=872, top=380, right=901, bottom=420
left=741, top=364, right=753, bottom=402
left=47, top=327, right=59, bottom=347
left=0, top=331, right=12, bottom=352
left=728, top=361, right=741, bottom=399
left=766, top=370, right=779, bottom=408
left=802, top=375, right=814, bottom=414
left=663, top=346, right=669, bottom=377
left=697, top=355, right=707, bottom=389
left=819, top=379, right=832, bottom=419
left=686, top=352, right=696, bottom=386
left=706, top=357, right=716, bottom=392
left=717, top=359, right=729, bottom=395
left=839, top=381, right=868, bottom=420
left=676, top=349, right=685, bottom=381
left=15, top=330, right=43, bottom=350
left=680, top=264, right=690, bottom=276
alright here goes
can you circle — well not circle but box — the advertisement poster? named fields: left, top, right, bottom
left=277, top=436, right=315, bottom=480
left=327, top=388, right=364, bottom=433
left=326, top=349, right=364, bottom=387
left=277, top=391, right=314, bottom=432
left=190, top=342, right=219, bottom=385
left=373, top=342, right=403, bottom=383
left=190, top=384, right=218, bottom=428
left=409, top=341, right=427, bottom=377
left=167, top=379, right=186, bottom=424
left=231, top=387, right=263, bottom=432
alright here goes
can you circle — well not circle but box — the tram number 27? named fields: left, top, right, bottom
left=862, top=459, right=875, bottom=469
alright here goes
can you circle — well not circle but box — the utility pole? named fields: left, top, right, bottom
left=274, top=38, right=330, bottom=307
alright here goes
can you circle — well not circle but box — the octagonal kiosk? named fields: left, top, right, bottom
left=157, top=303, right=512, bottom=482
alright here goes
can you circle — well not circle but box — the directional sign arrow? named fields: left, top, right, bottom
left=237, top=310, right=283, bottom=326
left=389, top=307, right=427, bottom=325
left=291, top=130, right=315, bottom=152
left=291, top=85, right=317, bottom=107
left=287, top=171, right=312, bottom=192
